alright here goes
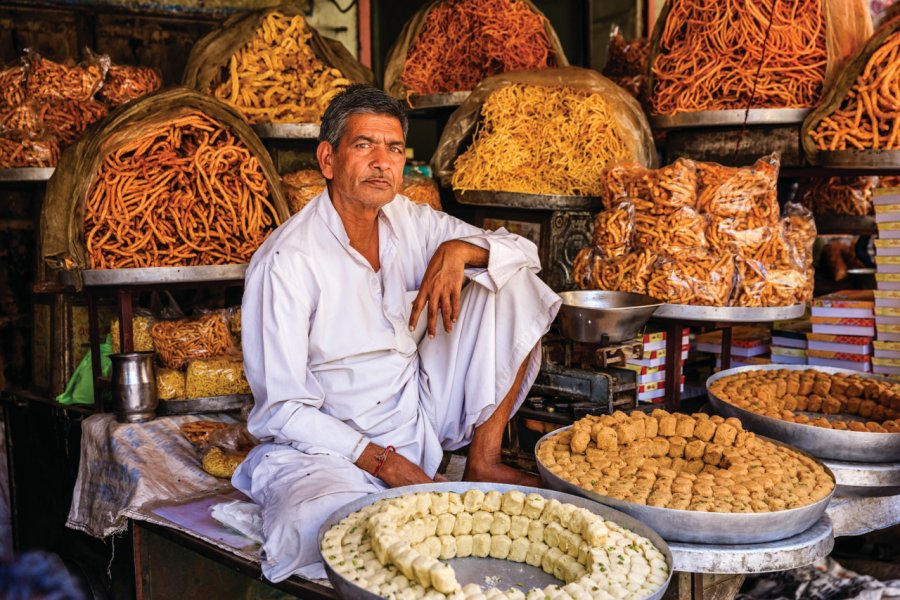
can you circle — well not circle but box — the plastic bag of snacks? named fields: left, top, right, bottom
left=695, top=154, right=780, bottom=223
left=185, top=357, right=251, bottom=399
left=781, top=202, right=818, bottom=270
left=0, top=130, right=59, bottom=168
left=151, top=312, right=235, bottom=370
left=0, top=64, right=26, bottom=108
left=599, top=158, right=697, bottom=213
left=733, top=258, right=811, bottom=307
left=156, top=368, right=186, bottom=401
left=590, top=201, right=634, bottom=257
left=602, top=27, right=650, bottom=103
left=578, top=248, right=658, bottom=294
left=402, top=171, right=442, bottom=211
left=795, top=176, right=877, bottom=216
left=705, top=217, right=774, bottom=260
left=633, top=206, right=707, bottom=255
left=96, top=64, right=162, bottom=107
left=647, top=252, right=736, bottom=306
left=110, top=313, right=156, bottom=353
left=23, top=50, right=109, bottom=102
left=282, top=169, right=325, bottom=215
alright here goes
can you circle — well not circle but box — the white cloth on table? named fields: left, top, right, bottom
left=234, top=190, right=560, bottom=582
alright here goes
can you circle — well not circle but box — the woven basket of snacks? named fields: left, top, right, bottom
left=183, top=2, right=373, bottom=125
left=40, top=87, right=289, bottom=279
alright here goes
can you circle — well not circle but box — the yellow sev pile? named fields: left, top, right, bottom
left=451, top=84, right=633, bottom=196
left=211, top=12, right=351, bottom=124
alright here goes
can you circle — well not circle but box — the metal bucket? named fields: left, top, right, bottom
left=111, top=352, right=158, bottom=423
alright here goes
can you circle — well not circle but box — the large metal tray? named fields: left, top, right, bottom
left=318, top=481, right=674, bottom=600
left=251, top=123, right=320, bottom=140
left=650, top=108, right=811, bottom=130
left=536, top=426, right=835, bottom=545
left=557, top=290, right=663, bottom=344
left=668, top=516, right=833, bottom=574
left=819, top=149, right=900, bottom=170
left=66, top=264, right=248, bottom=287
left=652, top=303, right=806, bottom=323
left=822, top=458, right=900, bottom=497
left=407, top=92, right=470, bottom=110
left=0, top=167, right=55, bottom=181
left=157, top=394, right=250, bottom=416
left=454, top=189, right=603, bottom=211
left=707, top=364, right=900, bottom=463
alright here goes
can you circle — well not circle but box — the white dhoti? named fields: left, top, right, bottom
left=233, top=268, right=560, bottom=581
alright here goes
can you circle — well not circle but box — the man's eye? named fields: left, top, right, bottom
left=390, top=147, right=404, bottom=153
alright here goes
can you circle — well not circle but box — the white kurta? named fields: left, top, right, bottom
left=234, top=189, right=561, bottom=581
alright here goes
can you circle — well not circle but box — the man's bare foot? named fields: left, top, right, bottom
left=463, top=462, right=543, bottom=488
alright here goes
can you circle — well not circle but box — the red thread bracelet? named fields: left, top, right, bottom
left=372, top=445, right=396, bottom=477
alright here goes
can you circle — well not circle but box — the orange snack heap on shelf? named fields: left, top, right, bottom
left=84, top=112, right=281, bottom=269
left=400, top=0, right=556, bottom=95
left=99, top=65, right=162, bottom=107
left=809, top=30, right=900, bottom=150
left=651, top=0, right=827, bottom=115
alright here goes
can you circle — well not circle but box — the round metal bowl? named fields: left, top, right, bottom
left=318, top=481, right=674, bottom=600
left=707, top=364, right=900, bottom=463
left=650, top=108, right=810, bottom=130
left=822, top=458, right=900, bottom=497
left=536, top=426, right=835, bottom=545
left=557, top=290, right=664, bottom=344
left=407, top=91, right=471, bottom=110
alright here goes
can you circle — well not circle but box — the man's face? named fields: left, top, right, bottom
left=318, top=113, right=406, bottom=211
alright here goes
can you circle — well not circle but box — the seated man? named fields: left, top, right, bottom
left=234, top=84, right=561, bottom=582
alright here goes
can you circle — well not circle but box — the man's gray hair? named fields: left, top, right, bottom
left=318, top=84, right=409, bottom=149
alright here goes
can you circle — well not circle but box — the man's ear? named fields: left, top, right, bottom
left=317, top=140, right=334, bottom=180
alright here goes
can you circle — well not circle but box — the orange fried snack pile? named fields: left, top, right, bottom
left=452, top=84, right=632, bottom=195
left=401, top=0, right=555, bottom=95
left=810, top=31, right=900, bottom=150
left=98, top=65, right=163, bottom=107
left=0, top=53, right=160, bottom=169
left=651, top=0, right=827, bottom=115
left=539, top=410, right=834, bottom=513
left=84, top=112, right=281, bottom=269
left=710, top=369, right=900, bottom=433
left=211, top=11, right=351, bottom=124
left=572, top=156, right=815, bottom=307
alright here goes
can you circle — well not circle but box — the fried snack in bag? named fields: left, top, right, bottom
left=185, top=357, right=251, bottom=399
left=151, top=312, right=234, bottom=370
left=696, top=154, right=780, bottom=224
left=591, top=201, right=634, bottom=256
left=599, top=158, right=697, bottom=213
left=157, top=368, right=186, bottom=401
left=795, top=176, right=877, bottom=216
left=647, top=252, right=735, bottom=306
left=633, top=206, right=707, bottom=256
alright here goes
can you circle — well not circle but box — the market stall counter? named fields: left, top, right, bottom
left=63, top=408, right=896, bottom=600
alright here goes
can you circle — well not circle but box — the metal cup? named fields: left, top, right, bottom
left=111, top=352, right=158, bottom=423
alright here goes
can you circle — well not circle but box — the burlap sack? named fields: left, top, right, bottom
left=648, top=0, right=873, bottom=115
left=41, top=87, right=289, bottom=280
left=431, top=66, right=656, bottom=186
left=183, top=1, right=374, bottom=94
left=383, top=0, right=568, bottom=100
left=802, top=15, right=900, bottom=160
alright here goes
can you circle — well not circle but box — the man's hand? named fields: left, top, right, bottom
left=410, top=240, right=488, bottom=338
left=355, top=443, right=434, bottom=487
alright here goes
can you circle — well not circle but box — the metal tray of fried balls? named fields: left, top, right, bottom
left=535, top=411, right=834, bottom=545
left=318, top=482, right=674, bottom=600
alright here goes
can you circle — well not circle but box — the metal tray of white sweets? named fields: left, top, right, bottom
left=707, top=365, right=900, bottom=462
left=650, top=108, right=811, bottom=130
left=535, top=426, right=835, bottom=545
left=318, top=482, right=674, bottom=600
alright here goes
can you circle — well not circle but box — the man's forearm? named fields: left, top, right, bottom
left=444, top=239, right=488, bottom=268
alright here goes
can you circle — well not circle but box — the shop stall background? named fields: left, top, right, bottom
left=0, top=0, right=640, bottom=593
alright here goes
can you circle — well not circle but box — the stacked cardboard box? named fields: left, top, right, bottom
left=694, top=326, right=771, bottom=369
left=624, top=329, right=688, bottom=404
left=770, top=319, right=811, bottom=365
left=809, top=290, right=874, bottom=372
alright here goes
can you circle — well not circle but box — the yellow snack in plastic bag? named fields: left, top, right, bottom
left=156, top=368, right=186, bottom=401
left=185, top=358, right=251, bottom=399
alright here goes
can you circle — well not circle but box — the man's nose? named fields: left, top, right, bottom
left=369, top=144, right=392, bottom=170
